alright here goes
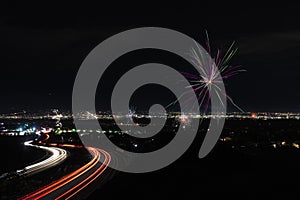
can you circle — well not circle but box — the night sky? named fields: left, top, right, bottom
left=0, top=4, right=299, bottom=113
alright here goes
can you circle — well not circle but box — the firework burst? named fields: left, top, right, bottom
left=170, top=31, right=245, bottom=113
left=126, top=106, right=137, bottom=124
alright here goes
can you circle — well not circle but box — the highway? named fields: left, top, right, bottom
left=17, top=139, right=67, bottom=176
left=19, top=145, right=111, bottom=200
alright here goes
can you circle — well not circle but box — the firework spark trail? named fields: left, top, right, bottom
left=168, top=31, right=245, bottom=113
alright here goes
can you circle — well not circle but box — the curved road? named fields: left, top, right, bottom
left=19, top=146, right=111, bottom=200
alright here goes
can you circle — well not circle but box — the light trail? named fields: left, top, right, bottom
left=56, top=148, right=111, bottom=200
left=19, top=146, right=111, bottom=200
left=17, top=140, right=67, bottom=176
left=41, top=133, right=50, bottom=142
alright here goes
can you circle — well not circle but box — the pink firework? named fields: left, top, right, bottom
left=173, top=31, right=245, bottom=113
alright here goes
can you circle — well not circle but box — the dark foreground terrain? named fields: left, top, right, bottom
left=2, top=118, right=300, bottom=199
left=90, top=118, right=300, bottom=199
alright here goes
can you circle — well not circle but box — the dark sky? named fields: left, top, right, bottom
left=0, top=3, right=299, bottom=113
